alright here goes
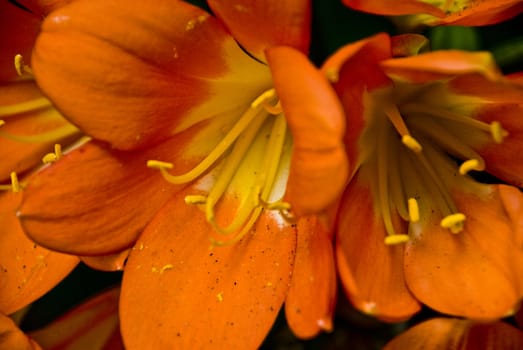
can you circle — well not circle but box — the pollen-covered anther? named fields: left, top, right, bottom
left=402, top=135, right=422, bottom=153
left=384, top=234, right=410, bottom=245
left=184, top=195, right=207, bottom=205
left=42, top=144, right=63, bottom=164
left=14, top=54, right=33, bottom=76
left=0, top=120, right=5, bottom=127
left=459, top=158, right=484, bottom=175
left=440, top=213, right=466, bottom=233
left=0, top=172, right=21, bottom=192
left=147, top=160, right=173, bottom=170
left=490, top=121, right=508, bottom=144
left=407, top=198, right=420, bottom=222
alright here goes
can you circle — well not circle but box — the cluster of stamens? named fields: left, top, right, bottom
left=378, top=97, right=508, bottom=245
left=148, top=89, right=292, bottom=246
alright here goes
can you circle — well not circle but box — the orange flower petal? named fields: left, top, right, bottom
left=0, top=81, right=79, bottom=182
left=336, top=174, right=421, bottom=321
left=404, top=184, right=523, bottom=319
left=384, top=318, right=523, bottom=350
left=390, top=34, right=429, bottom=57
left=436, top=1, right=523, bottom=26
left=33, top=0, right=272, bottom=150
left=474, top=104, right=523, bottom=188
left=208, top=0, right=311, bottom=61
left=29, top=288, right=123, bottom=350
left=342, top=0, right=444, bottom=17
left=20, top=120, right=226, bottom=255
left=81, top=249, right=130, bottom=272
left=0, top=2, right=40, bottom=82
left=266, top=46, right=348, bottom=216
left=16, top=0, right=74, bottom=17
left=381, top=50, right=501, bottom=84
left=0, top=192, right=79, bottom=315
left=285, top=215, right=336, bottom=339
left=0, top=313, right=42, bottom=350
left=322, top=33, right=392, bottom=178
left=120, top=189, right=297, bottom=349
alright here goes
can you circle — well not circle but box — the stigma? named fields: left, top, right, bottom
left=148, top=88, right=292, bottom=245
left=370, top=85, right=508, bottom=245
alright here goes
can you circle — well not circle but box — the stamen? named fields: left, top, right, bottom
left=0, top=123, right=79, bottom=143
left=42, top=144, right=63, bottom=164
left=407, top=198, right=420, bottom=222
left=1, top=172, right=21, bottom=192
left=147, top=90, right=275, bottom=184
left=184, top=195, right=207, bottom=205
left=384, top=234, right=410, bottom=245
left=402, top=135, right=422, bottom=153
left=14, top=54, right=33, bottom=76
left=440, top=213, right=466, bottom=233
left=459, top=159, right=484, bottom=175
left=0, top=98, right=52, bottom=117
left=490, top=121, right=508, bottom=144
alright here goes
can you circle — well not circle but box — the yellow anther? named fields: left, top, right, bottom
left=147, top=160, right=174, bottom=170
left=0, top=120, right=4, bottom=127
left=490, top=121, right=508, bottom=144
left=407, top=198, right=420, bottom=223
left=184, top=195, right=207, bottom=205
left=14, top=54, right=33, bottom=76
left=216, top=292, right=224, bottom=302
left=402, top=135, right=423, bottom=153
left=42, top=144, right=63, bottom=164
left=459, top=159, right=484, bottom=175
left=251, top=89, right=276, bottom=109
left=11, top=172, right=20, bottom=193
left=384, top=234, right=410, bottom=245
left=160, top=264, right=174, bottom=273
left=440, top=213, right=466, bottom=233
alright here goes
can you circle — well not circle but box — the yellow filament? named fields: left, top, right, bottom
left=14, top=54, right=33, bottom=76
left=147, top=91, right=275, bottom=184
left=377, top=122, right=397, bottom=237
left=407, top=198, right=419, bottom=222
left=490, top=121, right=508, bottom=144
left=402, top=135, right=423, bottom=153
left=0, top=172, right=21, bottom=192
left=42, top=144, right=63, bottom=164
left=459, top=159, right=484, bottom=175
left=0, top=123, right=79, bottom=143
left=0, top=98, right=52, bottom=117
left=440, top=213, right=466, bottom=233
left=384, top=234, right=410, bottom=245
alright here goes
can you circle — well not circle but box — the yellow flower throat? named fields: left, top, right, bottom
left=148, top=89, right=292, bottom=246
left=364, top=85, right=508, bottom=245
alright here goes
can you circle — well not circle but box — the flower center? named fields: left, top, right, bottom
left=366, top=87, right=508, bottom=245
left=148, top=88, right=292, bottom=246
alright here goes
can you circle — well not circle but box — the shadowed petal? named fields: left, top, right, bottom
left=120, top=188, right=297, bottom=349
left=0, top=313, right=41, bottom=350
left=266, top=46, right=348, bottom=216
left=29, top=288, right=123, bottom=350
left=33, top=0, right=272, bottom=150
left=285, top=215, right=336, bottom=339
left=342, top=0, right=444, bottom=17
left=405, top=184, right=523, bottom=319
left=20, top=120, right=229, bottom=255
left=384, top=318, right=523, bottom=350
left=336, top=174, right=421, bottom=321
left=208, top=0, right=311, bottom=61
left=0, top=2, right=40, bottom=82
left=0, top=192, right=79, bottom=315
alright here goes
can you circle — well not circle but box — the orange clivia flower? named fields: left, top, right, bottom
left=0, top=0, right=79, bottom=315
left=384, top=317, right=523, bottom=349
left=324, top=33, right=523, bottom=322
left=18, top=0, right=348, bottom=347
left=342, top=0, right=523, bottom=28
